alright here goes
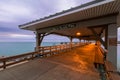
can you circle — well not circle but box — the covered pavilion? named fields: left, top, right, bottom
left=0, top=0, right=120, bottom=80
left=19, top=0, right=120, bottom=69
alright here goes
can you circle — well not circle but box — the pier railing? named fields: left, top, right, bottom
left=37, top=42, right=85, bottom=57
left=98, top=46, right=120, bottom=80
left=0, top=42, right=87, bottom=69
left=0, top=52, right=37, bottom=69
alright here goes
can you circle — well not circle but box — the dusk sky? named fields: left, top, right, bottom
left=0, top=0, right=120, bottom=42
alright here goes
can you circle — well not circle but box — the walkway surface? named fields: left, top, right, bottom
left=0, top=44, right=100, bottom=80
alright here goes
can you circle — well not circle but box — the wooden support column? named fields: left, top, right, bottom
left=36, top=32, right=40, bottom=48
left=69, top=37, right=73, bottom=49
left=35, top=32, right=45, bottom=51
left=70, top=37, right=72, bottom=43
left=117, top=13, right=120, bottom=27
left=99, top=27, right=105, bottom=36
left=105, top=26, right=108, bottom=49
left=107, top=24, right=118, bottom=68
left=79, top=38, right=81, bottom=42
left=39, top=33, right=45, bottom=46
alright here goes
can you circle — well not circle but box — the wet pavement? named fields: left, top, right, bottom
left=0, top=44, right=100, bottom=80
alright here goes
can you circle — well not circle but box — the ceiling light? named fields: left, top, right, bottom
left=76, top=32, right=81, bottom=36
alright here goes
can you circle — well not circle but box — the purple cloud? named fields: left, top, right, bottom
left=0, top=0, right=94, bottom=42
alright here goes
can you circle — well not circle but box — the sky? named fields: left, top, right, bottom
left=0, top=0, right=120, bottom=42
left=0, top=0, right=94, bottom=42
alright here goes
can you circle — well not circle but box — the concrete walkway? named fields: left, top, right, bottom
left=0, top=44, right=100, bottom=80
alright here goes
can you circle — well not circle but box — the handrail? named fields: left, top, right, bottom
left=37, top=42, right=86, bottom=55
left=0, top=52, right=37, bottom=69
left=97, top=46, right=107, bottom=80
left=98, top=46, right=120, bottom=80
left=0, top=42, right=88, bottom=70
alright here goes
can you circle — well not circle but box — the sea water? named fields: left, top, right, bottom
left=0, top=42, right=60, bottom=56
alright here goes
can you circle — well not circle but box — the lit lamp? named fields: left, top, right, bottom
left=76, top=32, right=81, bottom=36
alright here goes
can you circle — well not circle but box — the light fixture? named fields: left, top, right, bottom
left=76, top=32, right=81, bottom=36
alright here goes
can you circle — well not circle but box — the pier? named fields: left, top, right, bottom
left=0, top=43, right=120, bottom=80
left=0, top=0, right=120, bottom=80
left=0, top=43, right=107, bottom=80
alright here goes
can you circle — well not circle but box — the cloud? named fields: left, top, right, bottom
left=0, top=32, right=35, bottom=42
left=0, top=0, right=94, bottom=23
left=0, top=0, right=94, bottom=42
left=0, top=1, right=34, bottom=23
left=10, top=34, right=34, bottom=38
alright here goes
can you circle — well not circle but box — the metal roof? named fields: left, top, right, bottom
left=19, top=0, right=104, bottom=28
left=19, top=0, right=119, bottom=30
left=19, top=0, right=120, bottom=39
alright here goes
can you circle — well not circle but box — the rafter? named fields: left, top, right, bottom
left=88, top=28, right=106, bottom=47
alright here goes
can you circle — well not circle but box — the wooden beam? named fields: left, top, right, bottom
left=69, top=37, right=73, bottom=42
left=37, top=15, right=116, bottom=33
left=105, top=26, right=108, bottom=49
left=88, top=28, right=106, bottom=47
left=37, top=23, right=77, bottom=33
left=50, top=32, right=71, bottom=37
left=87, top=25, right=107, bottom=29
left=39, top=33, right=45, bottom=46
left=35, top=32, right=46, bottom=51
left=36, top=32, right=40, bottom=47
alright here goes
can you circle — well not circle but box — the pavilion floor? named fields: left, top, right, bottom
left=0, top=44, right=100, bottom=80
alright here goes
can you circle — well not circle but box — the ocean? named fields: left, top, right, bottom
left=0, top=42, right=120, bottom=70
left=0, top=42, right=60, bottom=56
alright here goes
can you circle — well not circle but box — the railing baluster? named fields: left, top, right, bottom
left=50, top=46, right=52, bottom=55
left=0, top=42, right=84, bottom=69
left=31, top=53, right=34, bottom=60
left=3, top=61, right=6, bottom=69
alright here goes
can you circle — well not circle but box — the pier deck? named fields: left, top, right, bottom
left=0, top=44, right=100, bottom=80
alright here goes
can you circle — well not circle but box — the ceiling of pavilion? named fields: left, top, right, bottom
left=19, top=0, right=120, bottom=40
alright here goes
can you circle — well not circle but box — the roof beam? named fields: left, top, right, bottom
left=88, top=28, right=105, bottom=47
left=19, top=0, right=112, bottom=29
left=36, top=15, right=116, bottom=34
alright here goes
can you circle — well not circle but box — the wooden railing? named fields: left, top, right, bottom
left=0, top=42, right=88, bottom=69
left=98, top=46, right=120, bottom=80
left=0, top=52, right=37, bottom=69
left=37, top=42, right=86, bottom=57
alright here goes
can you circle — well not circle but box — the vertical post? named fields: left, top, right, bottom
left=31, top=53, right=34, bottom=60
left=3, top=61, right=6, bottom=69
left=49, top=46, right=52, bottom=55
left=55, top=46, right=58, bottom=54
left=35, top=32, right=45, bottom=52
left=105, top=26, right=108, bottom=49
left=79, top=38, right=81, bottom=43
left=107, top=24, right=118, bottom=69
left=117, top=14, right=120, bottom=27
left=60, top=45, right=61, bottom=52
left=84, top=40, right=86, bottom=43
left=39, top=34, right=45, bottom=46
left=117, top=14, right=120, bottom=70
left=36, top=32, right=40, bottom=51
left=69, top=37, right=73, bottom=49
left=42, top=47, right=44, bottom=54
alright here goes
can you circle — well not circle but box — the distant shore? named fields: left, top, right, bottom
left=0, top=56, right=5, bottom=59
